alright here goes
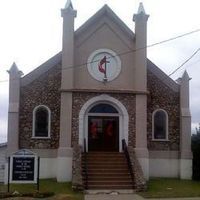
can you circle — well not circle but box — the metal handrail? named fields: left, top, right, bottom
left=83, top=138, right=88, bottom=189
left=122, top=139, right=134, bottom=189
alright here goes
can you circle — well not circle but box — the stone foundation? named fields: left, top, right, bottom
left=72, top=144, right=84, bottom=190
left=128, top=146, right=147, bottom=191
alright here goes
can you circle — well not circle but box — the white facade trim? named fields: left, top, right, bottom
left=32, top=105, right=51, bottom=138
left=79, top=94, right=129, bottom=152
left=152, top=109, right=168, bottom=141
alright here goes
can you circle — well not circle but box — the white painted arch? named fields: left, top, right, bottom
left=78, top=94, right=129, bottom=152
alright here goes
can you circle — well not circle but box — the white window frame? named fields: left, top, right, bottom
left=152, top=109, right=169, bottom=141
left=32, top=105, right=51, bottom=139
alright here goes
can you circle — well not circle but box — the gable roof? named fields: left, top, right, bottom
left=21, top=4, right=179, bottom=91
left=21, top=52, right=61, bottom=86
left=75, top=4, right=134, bottom=41
left=147, top=59, right=179, bottom=92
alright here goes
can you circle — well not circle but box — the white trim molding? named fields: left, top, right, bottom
left=32, top=105, right=51, bottom=139
left=79, top=94, right=129, bottom=152
left=152, top=109, right=169, bottom=141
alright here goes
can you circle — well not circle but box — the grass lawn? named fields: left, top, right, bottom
left=0, top=179, right=83, bottom=200
left=139, top=178, right=200, bottom=198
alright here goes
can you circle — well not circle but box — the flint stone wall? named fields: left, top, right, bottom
left=72, top=144, right=83, bottom=190
left=127, top=146, right=147, bottom=191
left=71, top=92, right=136, bottom=148
left=19, top=64, right=61, bottom=149
left=18, top=63, right=180, bottom=153
left=147, top=70, right=180, bottom=151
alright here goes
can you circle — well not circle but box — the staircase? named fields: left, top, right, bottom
left=82, top=152, right=134, bottom=190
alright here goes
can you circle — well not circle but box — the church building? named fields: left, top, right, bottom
left=6, top=1, right=192, bottom=190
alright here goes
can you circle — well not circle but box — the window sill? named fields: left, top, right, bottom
left=31, top=137, right=51, bottom=139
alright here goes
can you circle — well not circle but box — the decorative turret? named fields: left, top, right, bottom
left=180, top=71, right=191, bottom=110
left=133, top=3, right=149, bottom=180
left=179, top=70, right=192, bottom=179
left=57, top=0, right=77, bottom=182
left=65, top=0, right=73, bottom=9
left=61, top=0, right=77, bottom=89
left=7, top=62, right=23, bottom=154
left=8, top=62, right=22, bottom=75
left=133, top=2, right=149, bottom=92
left=137, top=2, right=146, bottom=14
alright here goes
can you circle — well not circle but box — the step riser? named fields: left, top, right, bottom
left=84, top=177, right=132, bottom=181
left=87, top=185, right=133, bottom=189
left=85, top=160, right=127, bottom=162
left=88, top=181, right=131, bottom=185
left=83, top=173, right=131, bottom=177
left=86, top=155, right=125, bottom=158
left=83, top=179, right=132, bottom=183
left=85, top=159, right=126, bottom=162
left=83, top=162, right=127, bottom=166
left=86, top=166, right=128, bottom=170
left=87, top=170, right=129, bottom=174
left=82, top=152, right=134, bottom=190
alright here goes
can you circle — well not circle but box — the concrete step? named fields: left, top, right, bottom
left=82, top=151, right=134, bottom=190
left=87, top=185, right=133, bottom=190
left=87, top=168, right=129, bottom=173
left=86, top=164, right=128, bottom=170
left=85, top=189, right=135, bottom=194
left=85, top=176, right=132, bottom=181
left=87, top=180, right=133, bottom=185
left=83, top=172, right=131, bottom=177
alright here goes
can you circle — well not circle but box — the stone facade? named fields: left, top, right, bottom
left=19, top=64, right=61, bottom=149
left=147, top=70, right=180, bottom=151
left=71, top=92, right=136, bottom=148
left=72, top=144, right=83, bottom=190
left=127, top=146, right=147, bottom=191
left=18, top=68, right=180, bottom=151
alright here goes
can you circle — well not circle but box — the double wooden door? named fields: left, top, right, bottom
left=88, top=116, right=119, bottom=151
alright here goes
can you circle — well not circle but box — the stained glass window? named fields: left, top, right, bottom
left=153, top=110, right=168, bottom=140
left=89, top=103, right=118, bottom=113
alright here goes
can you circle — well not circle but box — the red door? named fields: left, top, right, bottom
left=88, top=116, right=119, bottom=151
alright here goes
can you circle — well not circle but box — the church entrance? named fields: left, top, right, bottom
left=87, top=103, right=119, bottom=151
left=88, top=116, right=119, bottom=151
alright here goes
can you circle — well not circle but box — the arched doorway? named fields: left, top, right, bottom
left=78, top=95, right=129, bottom=152
left=88, top=103, right=119, bottom=151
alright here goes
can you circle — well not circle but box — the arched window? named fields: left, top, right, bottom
left=89, top=103, right=118, bottom=113
left=32, top=105, right=51, bottom=138
left=152, top=109, right=168, bottom=140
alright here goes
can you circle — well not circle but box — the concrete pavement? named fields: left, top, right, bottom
left=85, top=194, right=200, bottom=200
left=85, top=194, right=144, bottom=200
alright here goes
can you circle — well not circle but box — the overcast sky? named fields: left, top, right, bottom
left=0, top=0, right=200, bottom=143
